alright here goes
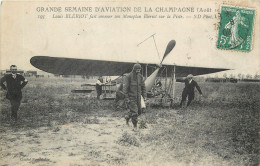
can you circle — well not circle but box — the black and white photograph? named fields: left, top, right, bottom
left=0, top=0, right=259, bottom=165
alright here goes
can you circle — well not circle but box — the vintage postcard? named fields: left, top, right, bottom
left=0, top=0, right=259, bottom=165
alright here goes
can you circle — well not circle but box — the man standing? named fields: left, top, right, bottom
left=180, top=74, right=202, bottom=107
left=96, top=76, right=103, bottom=99
left=123, top=63, right=146, bottom=129
left=0, top=65, right=28, bottom=121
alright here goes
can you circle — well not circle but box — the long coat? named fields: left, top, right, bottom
left=123, top=72, right=146, bottom=101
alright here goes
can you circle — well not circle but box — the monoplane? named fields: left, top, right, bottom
left=30, top=38, right=229, bottom=106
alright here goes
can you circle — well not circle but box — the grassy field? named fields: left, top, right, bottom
left=0, top=77, right=259, bottom=166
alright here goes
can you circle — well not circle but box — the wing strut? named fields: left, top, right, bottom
left=137, top=33, right=156, bottom=47
left=137, top=33, right=161, bottom=61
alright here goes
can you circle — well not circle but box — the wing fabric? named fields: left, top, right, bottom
left=30, top=56, right=134, bottom=76
left=30, top=56, right=229, bottom=77
left=163, top=65, right=229, bottom=77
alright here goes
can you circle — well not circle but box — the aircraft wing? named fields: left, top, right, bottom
left=31, top=56, right=135, bottom=76
left=164, top=65, right=229, bottom=77
left=81, top=83, right=117, bottom=87
left=30, top=56, right=229, bottom=77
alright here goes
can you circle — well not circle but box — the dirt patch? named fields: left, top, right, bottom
left=0, top=78, right=259, bottom=165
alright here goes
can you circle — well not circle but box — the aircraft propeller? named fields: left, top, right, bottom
left=145, top=40, right=176, bottom=92
left=160, top=40, right=176, bottom=65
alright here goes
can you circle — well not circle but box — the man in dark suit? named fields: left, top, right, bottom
left=0, top=65, right=28, bottom=121
left=180, top=74, right=202, bottom=107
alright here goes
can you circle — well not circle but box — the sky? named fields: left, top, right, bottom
left=0, top=0, right=259, bottom=77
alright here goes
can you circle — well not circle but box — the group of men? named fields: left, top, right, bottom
left=1, top=64, right=202, bottom=128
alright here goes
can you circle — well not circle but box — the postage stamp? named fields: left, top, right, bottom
left=217, top=6, right=255, bottom=52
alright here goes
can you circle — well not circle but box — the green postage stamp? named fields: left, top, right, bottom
left=217, top=6, right=255, bottom=52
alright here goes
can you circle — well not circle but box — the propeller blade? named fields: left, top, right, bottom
left=145, top=40, right=176, bottom=92
left=160, top=40, right=176, bottom=64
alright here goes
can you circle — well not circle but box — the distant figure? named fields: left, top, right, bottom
left=106, top=77, right=112, bottom=83
left=0, top=65, right=28, bottom=121
left=123, top=63, right=146, bottom=129
left=96, top=76, right=103, bottom=99
left=155, top=79, right=162, bottom=87
left=180, top=74, right=202, bottom=107
left=151, top=79, right=163, bottom=97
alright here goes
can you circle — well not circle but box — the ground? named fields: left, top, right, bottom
left=0, top=77, right=259, bottom=166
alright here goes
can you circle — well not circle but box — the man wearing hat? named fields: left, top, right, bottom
left=180, top=74, right=202, bottom=107
left=0, top=65, right=28, bottom=121
left=123, top=63, right=146, bottom=129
